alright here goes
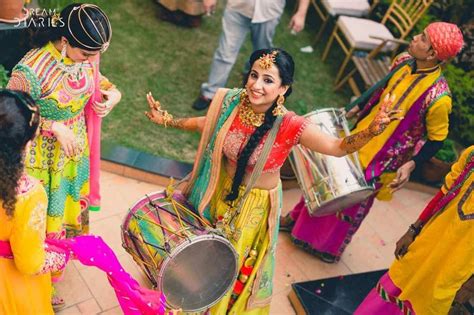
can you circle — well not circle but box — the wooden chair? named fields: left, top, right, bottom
left=321, top=0, right=433, bottom=85
left=334, top=36, right=409, bottom=96
left=311, top=0, right=377, bottom=44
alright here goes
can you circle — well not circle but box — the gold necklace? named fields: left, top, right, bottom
left=238, top=97, right=265, bottom=127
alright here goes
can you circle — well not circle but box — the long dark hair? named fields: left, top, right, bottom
left=226, top=48, right=295, bottom=201
left=0, top=90, right=40, bottom=217
left=30, top=3, right=112, bottom=51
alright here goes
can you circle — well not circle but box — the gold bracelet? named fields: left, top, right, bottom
left=161, top=111, right=174, bottom=128
left=40, top=118, right=54, bottom=132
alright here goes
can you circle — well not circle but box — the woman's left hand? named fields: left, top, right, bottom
left=93, top=88, right=121, bottom=118
left=368, top=94, right=403, bottom=136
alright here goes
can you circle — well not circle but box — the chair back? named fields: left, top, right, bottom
left=382, top=0, right=433, bottom=39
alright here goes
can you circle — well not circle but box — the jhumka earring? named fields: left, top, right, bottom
left=240, top=88, right=248, bottom=100
left=61, top=44, right=67, bottom=63
left=272, top=94, right=285, bottom=116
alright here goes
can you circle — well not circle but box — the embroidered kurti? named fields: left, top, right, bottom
left=7, top=42, right=94, bottom=239
left=183, top=88, right=308, bottom=314
left=0, top=176, right=53, bottom=315
left=353, top=53, right=451, bottom=200
left=223, top=108, right=308, bottom=173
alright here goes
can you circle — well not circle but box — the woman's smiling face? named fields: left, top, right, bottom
left=245, top=63, right=288, bottom=112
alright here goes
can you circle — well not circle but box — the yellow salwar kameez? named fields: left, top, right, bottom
left=389, top=146, right=474, bottom=314
left=352, top=54, right=451, bottom=200
left=0, top=176, right=53, bottom=315
left=288, top=53, right=453, bottom=262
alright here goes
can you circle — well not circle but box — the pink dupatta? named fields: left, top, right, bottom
left=0, top=237, right=166, bottom=314
left=85, top=55, right=103, bottom=211
left=47, top=236, right=166, bottom=314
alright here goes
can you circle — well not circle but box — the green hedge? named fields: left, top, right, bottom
left=444, top=64, right=474, bottom=147
left=434, top=138, right=458, bottom=163
left=0, top=65, right=9, bottom=88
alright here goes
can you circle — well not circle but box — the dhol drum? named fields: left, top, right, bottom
left=289, top=108, right=374, bottom=216
left=121, top=190, right=238, bottom=312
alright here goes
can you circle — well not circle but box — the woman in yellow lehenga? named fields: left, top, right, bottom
left=0, top=90, right=68, bottom=315
left=145, top=48, right=401, bottom=314
left=355, top=145, right=474, bottom=315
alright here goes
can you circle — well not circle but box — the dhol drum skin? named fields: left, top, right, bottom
left=289, top=108, right=374, bottom=216
left=122, top=190, right=238, bottom=312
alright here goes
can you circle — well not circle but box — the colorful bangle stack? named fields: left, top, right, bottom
left=39, top=118, right=55, bottom=137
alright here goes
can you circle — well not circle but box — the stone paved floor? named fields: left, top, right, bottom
left=56, top=171, right=435, bottom=315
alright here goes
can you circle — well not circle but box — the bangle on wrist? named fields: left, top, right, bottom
left=408, top=224, right=422, bottom=237
left=40, top=119, right=56, bottom=132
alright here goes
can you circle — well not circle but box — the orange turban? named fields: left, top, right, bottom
left=425, top=22, right=464, bottom=61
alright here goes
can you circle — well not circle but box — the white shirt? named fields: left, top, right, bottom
left=226, top=0, right=286, bottom=23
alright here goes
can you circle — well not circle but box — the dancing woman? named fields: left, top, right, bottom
left=145, top=48, right=399, bottom=314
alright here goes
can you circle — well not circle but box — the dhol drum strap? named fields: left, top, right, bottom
left=225, top=116, right=284, bottom=308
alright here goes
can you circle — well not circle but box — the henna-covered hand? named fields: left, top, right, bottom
left=368, top=93, right=403, bottom=136
left=340, top=93, right=402, bottom=154
left=145, top=92, right=174, bottom=126
left=339, top=128, right=372, bottom=154
left=145, top=92, right=202, bottom=131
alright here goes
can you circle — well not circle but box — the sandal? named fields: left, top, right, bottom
left=51, top=285, right=66, bottom=312
left=279, top=214, right=295, bottom=232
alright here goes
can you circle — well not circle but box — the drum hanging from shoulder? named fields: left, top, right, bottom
left=121, top=191, right=238, bottom=312
left=289, top=108, right=374, bottom=216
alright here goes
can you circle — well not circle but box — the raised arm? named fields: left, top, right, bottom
left=145, top=92, right=206, bottom=133
left=299, top=94, right=400, bottom=156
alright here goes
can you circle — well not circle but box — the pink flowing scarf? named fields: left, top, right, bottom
left=0, top=237, right=166, bottom=314
left=47, top=236, right=166, bottom=314
left=85, top=55, right=103, bottom=211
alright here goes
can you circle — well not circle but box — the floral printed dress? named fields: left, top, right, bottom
left=7, top=42, right=94, bottom=239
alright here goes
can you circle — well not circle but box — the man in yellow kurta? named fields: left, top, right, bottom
left=355, top=146, right=474, bottom=314
left=283, top=22, right=465, bottom=263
